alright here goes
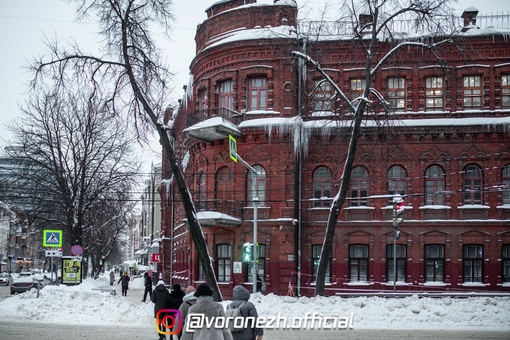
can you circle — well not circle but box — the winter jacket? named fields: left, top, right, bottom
left=172, top=292, right=197, bottom=340
left=229, top=285, right=263, bottom=340
left=151, top=283, right=170, bottom=318
left=168, top=288, right=185, bottom=310
left=181, top=296, right=233, bottom=340
left=118, top=274, right=130, bottom=287
left=144, top=274, right=152, bottom=288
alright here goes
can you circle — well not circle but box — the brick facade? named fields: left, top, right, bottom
left=158, top=1, right=510, bottom=298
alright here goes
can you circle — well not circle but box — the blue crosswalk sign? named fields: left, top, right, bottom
left=43, top=230, right=62, bottom=247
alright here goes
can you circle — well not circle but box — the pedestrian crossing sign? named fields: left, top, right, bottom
left=43, top=230, right=63, bottom=247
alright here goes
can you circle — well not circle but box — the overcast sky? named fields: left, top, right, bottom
left=0, top=0, right=508, bottom=163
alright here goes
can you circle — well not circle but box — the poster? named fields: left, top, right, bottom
left=62, top=257, right=82, bottom=285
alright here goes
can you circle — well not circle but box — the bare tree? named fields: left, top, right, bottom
left=6, top=84, right=139, bottom=277
left=30, top=0, right=222, bottom=300
left=292, top=0, right=457, bottom=296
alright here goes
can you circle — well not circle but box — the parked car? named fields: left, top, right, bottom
left=0, top=273, right=13, bottom=285
left=10, top=276, right=42, bottom=294
left=15, top=271, right=50, bottom=288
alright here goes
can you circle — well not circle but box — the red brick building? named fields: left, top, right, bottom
left=158, top=0, right=510, bottom=297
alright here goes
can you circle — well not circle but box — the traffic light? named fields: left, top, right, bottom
left=393, top=195, right=405, bottom=239
left=242, top=243, right=253, bottom=263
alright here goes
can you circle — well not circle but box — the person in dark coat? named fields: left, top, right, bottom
left=228, top=285, right=263, bottom=340
left=152, top=280, right=170, bottom=340
left=142, top=272, right=153, bottom=302
left=168, top=283, right=185, bottom=310
left=117, top=271, right=130, bottom=296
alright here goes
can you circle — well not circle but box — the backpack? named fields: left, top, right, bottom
left=225, top=301, right=247, bottom=332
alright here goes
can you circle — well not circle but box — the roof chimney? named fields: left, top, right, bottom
left=461, top=6, right=479, bottom=32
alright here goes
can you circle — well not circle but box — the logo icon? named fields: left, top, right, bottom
left=156, top=309, right=182, bottom=335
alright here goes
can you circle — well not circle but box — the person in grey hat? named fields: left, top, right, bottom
left=180, top=283, right=232, bottom=340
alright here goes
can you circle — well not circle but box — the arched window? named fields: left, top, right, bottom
left=313, top=166, right=332, bottom=207
left=247, top=165, right=266, bottom=206
left=463, top=164, right=482, bottom=205
left=425, top=165, right=445, bottom=205
left=350, top=166, right=368, bottom=206
left=215, top=167, right=233, bottom=212
left=387, top=165, right=406, bottom=205
left=502, top=165, right=510, bottom=205
left=197, top=171, right=206, bottom=211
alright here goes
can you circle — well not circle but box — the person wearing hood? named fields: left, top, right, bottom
left=152, top=280, right=170, bottom=340
left=228, top=285, right=263, bottom=340
left=180, top=283, right=233, bottom=340
left=172, top=286, right=197, bottom=340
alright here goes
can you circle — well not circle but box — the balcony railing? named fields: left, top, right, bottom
left=196, top=199, right=244, bottom=220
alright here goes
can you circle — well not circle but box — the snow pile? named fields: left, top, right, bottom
left=0, top=276, right=509, bottom=331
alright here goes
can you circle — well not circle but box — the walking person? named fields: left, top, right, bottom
left=227, top=285, right=263, bottom=340
left=152, top=280, right=170, bottom=340
left=142, top=272, right=153, bottom=302
left=109, top=270, right=115, bottom=286
left=181, top=283, right=232, bottom=340
left=117, top=271, right=130, bottom=296
left=172, top=286, right=197, bottom=340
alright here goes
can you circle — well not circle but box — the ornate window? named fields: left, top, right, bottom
left=463, top=164, right=482, bottom=205
left=350, top=166, right=369, bottom=206
left=387, top=77, right=406, bottom=112
left=349, top=244, right=368, bottom=282
left=425, top=165, right=445, bottom=205
left=248, top=77, right=267, bottom=111
left=387, top=165, right=406, bottom=205
left=425, top=244, right=445, bottom=282
left=425, top=77, right=444, bottom=111
left=216, top=244, right=231, bottom=283
left=313, top=80, right=333, bottom=111
left=313, top=166, right=332, bottom=207
left=387, top=245, right=407, bottom=282
left=463, top=75, right=483, bottom=110
left=463, top=244, right=483, bottom=283
left=247, top=165, right=266, bottom=206
left=218, top=80, right=234, bottom=116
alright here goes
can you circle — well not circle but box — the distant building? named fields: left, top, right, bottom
left=160, top=0, right=510, bottom=297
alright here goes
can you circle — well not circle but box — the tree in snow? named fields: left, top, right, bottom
left=29, top=0, right=222, bottom=299
left=6, top=82, right=139, bottom=277
left=292, top=0, right=458, bottom=296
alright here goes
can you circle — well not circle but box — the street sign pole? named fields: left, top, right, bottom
left=229, top=134, right=259, bottom=293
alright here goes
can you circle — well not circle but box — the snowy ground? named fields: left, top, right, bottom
left=0, top=275, right=509, bottom=332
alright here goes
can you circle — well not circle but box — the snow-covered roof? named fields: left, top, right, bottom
left=186, top=211, right=242, bottom=227
left=183, top=116, right=241, bottom=143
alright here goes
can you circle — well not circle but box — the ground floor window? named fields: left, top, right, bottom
left=246, top=244, right=266, bottom=283
left=424, top=244, right=445, bottom=282
left=349, top=244, right=368, bottom=282
left=503, top=244, right=510, bottom=283
left=312, top=244, right=331, bottom=282
left=216, top=244, right=231, bottom=283
left=463, top=244, right=483, bottom=283
left=386, top=244, right=407, bottom=282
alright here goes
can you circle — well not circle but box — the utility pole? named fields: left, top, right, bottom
left=392, top=194, right=404, bottom=293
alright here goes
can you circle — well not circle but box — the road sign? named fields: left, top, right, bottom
left=43, top=230, right=62, bottom=247
left=152, top=253, right=160, bottom=263
left=45, top=249, right=62, bottom=257
left=229, top=134, right=238, bottom=163
left=71, top=245, right=83, bottom=256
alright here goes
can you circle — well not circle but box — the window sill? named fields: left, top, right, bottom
left=460, top=282, right=486, bottom=287
left=458, top=205, right=489, bottom=210
left=345, top=282, right=371, bottom=286
left=309, top=282, right=333, bottom=286
left=384, top=282, right=409, bottom=286
left=422, top=282, right=448, bottom=287
left=496, top=205, right=510, bottom=209
left=344, top=206, right=375, bottom=210
left=419, top=205, right=451, bottom=210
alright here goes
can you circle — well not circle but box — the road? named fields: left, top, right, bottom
left=0, top=285, right=509, bottom=340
